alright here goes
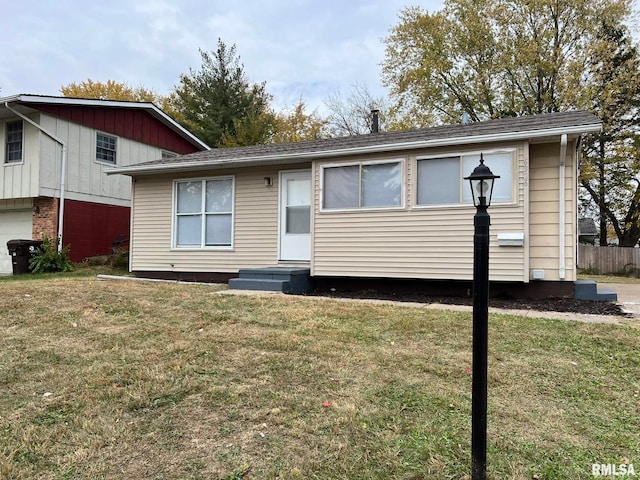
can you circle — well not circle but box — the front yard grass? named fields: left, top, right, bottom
left=0, top=276, right=638, bottom=479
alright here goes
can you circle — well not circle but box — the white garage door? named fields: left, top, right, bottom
left=0, top=210, right=33, bottom=275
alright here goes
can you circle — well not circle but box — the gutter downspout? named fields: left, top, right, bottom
left=575, top=137, right=582, bottom=270
left=5, top=102, right=67, bottom=252
left=559, top=134, right=568, bottom=280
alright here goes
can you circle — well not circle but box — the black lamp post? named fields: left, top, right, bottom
left=464, top=154, right=499, bottom=480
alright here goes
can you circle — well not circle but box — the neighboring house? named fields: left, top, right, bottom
left=0, top=94, right=208, bottom=274
left=106, top=110, right=601, bottom=298
left=578, top=217, right=598, bottom=245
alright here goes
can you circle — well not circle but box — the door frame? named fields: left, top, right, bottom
left=278, top=169, right=312, bottom=262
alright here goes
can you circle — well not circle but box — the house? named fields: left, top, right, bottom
left=578, top=218, right=598, bottom=245
left=106, top=110, right=602, bottom=298
left=0, top=94, right=208, bottom=274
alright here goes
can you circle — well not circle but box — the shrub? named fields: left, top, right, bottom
left=29, top=235, right=74, bottom=273
left=110, top=251, right=129, bottom=270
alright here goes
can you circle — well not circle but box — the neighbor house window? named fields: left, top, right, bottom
left=174, top=177, right=234, bottom=248
left=322, top=160, right=403, bottom=210
left=162, top=151, right=177, bottom=160
left=417, top=151, right=513, bottom=206
left=96, top=133, right=117, bottom=164
left=5, top=121, right=23, bottom=163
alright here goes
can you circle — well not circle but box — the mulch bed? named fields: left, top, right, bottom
left=313, top=290, right=628, bottom=316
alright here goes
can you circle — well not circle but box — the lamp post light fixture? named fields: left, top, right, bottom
left=464, top=154, right=500, bottom=480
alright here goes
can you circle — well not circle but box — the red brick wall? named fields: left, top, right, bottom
left=32, top=197, right=59, bottom=241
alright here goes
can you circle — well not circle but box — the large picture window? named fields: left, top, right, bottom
left=417, top=151, right=513, bottom=206
left=174, top=177, right=234, bottom=248
left=5, top=121, right=23, bottom=163
left=322, top=160, right=403, bottom=210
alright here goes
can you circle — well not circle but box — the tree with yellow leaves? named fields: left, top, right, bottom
left=60, top=79, right=161, bottom=103
left=272, top=99, right=329, bottom=143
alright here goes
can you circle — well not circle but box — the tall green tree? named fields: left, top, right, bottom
left=580, top=22, right=640, bottom=246
left=169, top=40, right=275, bottom=147
left=381, top=0, right=631, bottom=127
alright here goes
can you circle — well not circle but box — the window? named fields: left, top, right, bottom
left=162, top=151, right=177, bottom=160
left=416, top=151, right=513, bottom=206
left=5, top=121, right=23, bottom=163
left=322, top=160, right=402, bottom=210
left=285, top=177, right=311, bottom=234
left=96, top=133, right=117, bottom=164
left=174, top=177, right=234, bottom=248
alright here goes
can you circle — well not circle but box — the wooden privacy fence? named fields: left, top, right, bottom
left=578, top=245, right=640, bottom=276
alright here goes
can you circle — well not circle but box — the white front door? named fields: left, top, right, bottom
left=279, top=170, right=311, bottom=261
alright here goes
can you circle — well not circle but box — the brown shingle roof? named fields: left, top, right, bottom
left=107, top=110, right=601, bottom=175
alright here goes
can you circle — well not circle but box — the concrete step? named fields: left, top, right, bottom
left=229, top=278, right=291, bottom=293
left=592, top=289, right=618, bottom=302
left=575, top=280, right=618, bottom=302
left=237, top=267, right=310, bottom=280
left=232, top=267, right=314, bottom=294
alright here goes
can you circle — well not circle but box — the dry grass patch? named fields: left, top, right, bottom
left=0, top=276, right=638, bottom=479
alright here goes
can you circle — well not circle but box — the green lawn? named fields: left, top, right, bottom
left=0, top=275, right=638, bottom=479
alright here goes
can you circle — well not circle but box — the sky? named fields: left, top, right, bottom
left=0, top=0, right=444, bottom=114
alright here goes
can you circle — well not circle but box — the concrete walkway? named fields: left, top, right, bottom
left=218, top=289, right=634, bottom=325
left=603, top=283, right=640, bottom=316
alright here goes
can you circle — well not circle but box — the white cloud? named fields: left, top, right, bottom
left=1, top=0, right=444, bottom=112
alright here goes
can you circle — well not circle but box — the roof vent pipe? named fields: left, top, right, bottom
left=371, top=109, right=380, bottom=133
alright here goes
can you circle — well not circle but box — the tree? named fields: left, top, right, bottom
left=272, top=98, right=329, bottom=143
left=169, top=39, right=275, bottom=147
left=579, top=22, right=640, bottom=246
left=220, top=112, right=277, bottom=147
left=60, top=79, right=160, bottom=102
left=324, top=82, right=389, bottom=136
left=382, top=0, right=640, bottom=247
left=381, top=0, right=631, bottom=127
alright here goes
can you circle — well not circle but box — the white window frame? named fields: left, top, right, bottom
left=96, top=132, right=117, bottom=165
left=171, top=176, right=235, bottom=250
left=162, top=151, right=177, bottom=160
left=5, top=120, right=24, bottom=164
left=414, top=148, right=516, bottom=209
left=319, top=158, right=405, bottom=212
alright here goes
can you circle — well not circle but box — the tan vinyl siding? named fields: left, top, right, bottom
left=312, top=143, right=527, bottom=281
left=130, top=165, right=309, bottom=273
left=129, top=138, right=577, bottom=283
left=528, top=141, right=576, bottom=281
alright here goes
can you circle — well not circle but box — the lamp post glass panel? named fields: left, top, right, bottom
left=463, top=154, right=499, bottom=480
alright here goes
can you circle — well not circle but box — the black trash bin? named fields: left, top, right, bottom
left=6, top=239, right=43, bottom=275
